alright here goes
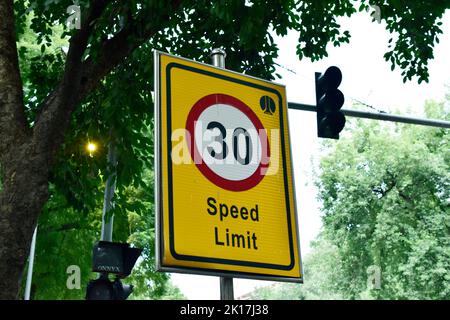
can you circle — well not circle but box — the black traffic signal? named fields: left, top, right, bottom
left=86, top=241, right=142, bottom=300
left=92, top=241, right=142, bottom=277
left=315, top=66, right=346, bottom=139
left=86, top=275, right=134, bottom=300
left=112, top=278, right=134, bottom=300
left=86, top=274, right=114, bottom=300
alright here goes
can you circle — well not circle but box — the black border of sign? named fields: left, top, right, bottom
left=162, top=61, right=296, bottom=271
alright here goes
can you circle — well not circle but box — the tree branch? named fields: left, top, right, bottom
left=77, top=0, right=183, bottom=103
left=0, top=0, right=29, bottom=154
left=32, top=0, right=183, bottom=162
left=33, top=0, right=110, bottom=157
left=78, top=22, right=153, bottom=101
left=39, top=222, right=88, bottom=233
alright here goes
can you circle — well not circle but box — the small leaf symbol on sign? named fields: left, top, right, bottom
left=260, top=96, right=276, bottom=115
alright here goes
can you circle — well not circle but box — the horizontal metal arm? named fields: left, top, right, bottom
left=287, top=102, right=450, bottom=129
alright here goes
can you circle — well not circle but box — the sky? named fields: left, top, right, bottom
left=170, top=9, right=450, bottom=300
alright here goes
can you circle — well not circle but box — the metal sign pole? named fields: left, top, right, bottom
left=220, top=276, right=234, bottom=300
left=101, top=140, right=117, bottom=242
left=24, top=225, right=37, bottom=300
left=287, top=102, right=450, bottom=129
left=210, top=48, right=234, bottom=301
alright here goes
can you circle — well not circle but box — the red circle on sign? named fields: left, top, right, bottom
left=186, top=93, right=270, bottom=192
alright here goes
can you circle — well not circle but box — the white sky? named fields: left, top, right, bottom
left=170, top=9, right=450, bottom=300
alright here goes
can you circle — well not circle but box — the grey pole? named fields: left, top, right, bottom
left=210, top=48, right=234, bottom=301
left=101, top=141, right=118, bottom=242
left=287, top=102, right=450, bottom=129
left=24, top=226, right=37, bottom=300
left=211, top=48, right=226, bottom=68
left=220, top=276, right=234, bottom=300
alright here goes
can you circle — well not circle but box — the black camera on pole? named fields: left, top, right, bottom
left=86, top=241, right=142, bottom=300
left=315, top=66, right=346, bottom=139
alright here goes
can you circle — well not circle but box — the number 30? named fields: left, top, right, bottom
left=206, top=121, right=252, bottom=165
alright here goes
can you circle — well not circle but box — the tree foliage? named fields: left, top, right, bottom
left=23, top=169, right=180, bottom=300
left=252, top=100, right=449, bottom=300
left=250, top=236, right=344, bottom=300
left=13, top=0, right=448, bottom=246
left=317, top=101, right=449, bottom=299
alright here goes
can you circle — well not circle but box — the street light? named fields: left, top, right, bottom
left=86, top=141, right=97, bottom=157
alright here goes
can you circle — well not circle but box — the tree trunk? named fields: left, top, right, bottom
left=0, top=141, right=49, bottom=299
left=0, top=0, right=181, bottom=299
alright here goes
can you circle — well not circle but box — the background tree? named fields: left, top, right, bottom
left=0, top=0, right=448, bottom=299
left=249, top=236, right=344, bottom=300
left=316, top=101, right=449, bottom=299
left=21, top=169, right=183, bottom=299
left=251, top=99, right=449, bottom=300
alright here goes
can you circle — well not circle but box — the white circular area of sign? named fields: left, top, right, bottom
left=186, top=94, right=270, bottom=191
left=194, top=103, right=262, bottom=181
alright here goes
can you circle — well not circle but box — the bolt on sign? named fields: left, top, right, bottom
left=154, top=51, right=302, bottom=282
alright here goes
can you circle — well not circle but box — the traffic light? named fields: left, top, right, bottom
left=91, top=241, right=142, bottom=277
left=86, top=241, right=142, bottom=300
left=86, top=274, right=114, bottom=300
left=112, top=278, right=134, bottom=300
left=86, top=276, right=134, bottom=300
left=315, top=66, right=346, bottom=139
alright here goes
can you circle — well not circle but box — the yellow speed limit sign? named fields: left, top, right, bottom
left=154, top=51, right=302, bottom=282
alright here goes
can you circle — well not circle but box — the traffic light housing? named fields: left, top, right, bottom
left=92, top=241, right=142, bottom=278
left=315, top=66, right=346, bottom=139
left=86, top=276, right=134, bottom=300
left=86, top=241, right=142, bottom=300
left=86, top=274, right=114, bottom=300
